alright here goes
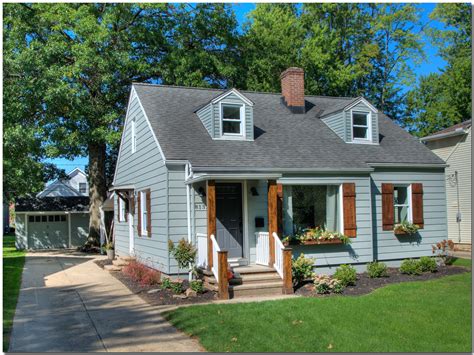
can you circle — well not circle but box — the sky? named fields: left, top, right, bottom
left=47, top=3, right=448, bottom=175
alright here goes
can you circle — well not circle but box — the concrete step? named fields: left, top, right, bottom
left=104, top=264, right=122, bottom=272
left=118, top=256, right=135, bottom=262
left=232, top=265, right=276, bottom=275
left=229, top=281, right=284, bottom=298
left=113, top=259, right=129, bottom=267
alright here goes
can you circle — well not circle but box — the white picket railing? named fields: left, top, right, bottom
left=210, top=234, right=220, bottom=282
left=196, top=233, right=208, bottom=268
left=273, top=232, right=284, bottom=279
left=255, top=232, right=270, bottom=265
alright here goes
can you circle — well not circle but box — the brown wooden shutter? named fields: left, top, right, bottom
left=137, top=192, right=142, bottom=236
left=381, top=183, right=394, bottom=231
left=277, top=183, right=283, bottom=235
left=342, top=183, right=357, bottom=237
left=411, top=183, right=424, bottom=229
left=146, top=190, right=151, bottom=237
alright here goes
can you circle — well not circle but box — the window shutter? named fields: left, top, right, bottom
left=342, top=183, right=357, bottom=237
left=411, top=183, right=424, bottom=229
left=277, top=183, right=283, bottom=235
left=137, top=192, right=142, bottom=236
left=381, top=183, right=394, bottom=230
left=146, top=190, right=152, bottom=237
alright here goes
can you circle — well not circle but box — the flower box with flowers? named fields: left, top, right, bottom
left=393, top=221, right=420, bottom=236
left=282, top=227, right=351, bottom=247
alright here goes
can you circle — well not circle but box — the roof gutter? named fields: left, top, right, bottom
left=185, top=173, right=283, bottom=185
left=191, top=166, right=374, bottom=173
left=368, top=163, right=448, bottom=168
left=420, top=128, right=469, bottom=142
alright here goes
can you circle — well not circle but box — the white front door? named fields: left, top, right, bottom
left=128, top=211, right=134, bottom=255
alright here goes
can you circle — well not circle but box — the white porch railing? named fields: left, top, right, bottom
left=211, top=234, right=220, bottom=282
left=255, top=232, right=270, bottom=265
left=196, top=233, right=208, bottom=268
left=273, top=232, right=285, bottom=279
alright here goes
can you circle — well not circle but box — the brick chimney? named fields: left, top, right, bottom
left=280, top=67, right=305, bottom=114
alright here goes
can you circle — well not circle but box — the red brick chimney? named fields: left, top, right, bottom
left=280, top=67, right=305, bottom=114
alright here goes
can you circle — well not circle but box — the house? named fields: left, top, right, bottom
left=420, top=120, right=471, bottom=249
left=111, top=67, right=447, bottom=298
left=37, top=168, right=89, bottom=197
left=15, top=168, right=90, bottom=249
left=3, top=201, right=10, bottom=233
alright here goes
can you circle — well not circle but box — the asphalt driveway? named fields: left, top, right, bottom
left=8, top=251, right=203, bottom=352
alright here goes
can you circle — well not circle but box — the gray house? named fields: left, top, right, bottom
left=111, top=67, right=447, bottom=298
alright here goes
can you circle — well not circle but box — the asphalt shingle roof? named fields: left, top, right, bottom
left=423, top=119, right=472, bottom=139
left=16, top=197, right=89, bottom=212
left=133, top=84, right=445, bottom=170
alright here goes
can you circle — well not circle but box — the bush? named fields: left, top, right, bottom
left=292, top=254, right=315, bottom=286
left=367, top=261, right=388, bottom=278
left=168, top=238, right=197, bottom=279
left=400, top=259, right=422, bottom=275
left=190, top=280, right=204, bottom=293
left=313, top=274, right=344, bottom=294
left=122, top=260, right=162, bottom=286
left=171, top=281, right=184, bottom=294
left=139, top=268, right=162, bottom=286
left=334, top=264, right=357, bottom=286
left=161, top=277, right=172, bottom=289
left=418, top=256, right=438, bottom=273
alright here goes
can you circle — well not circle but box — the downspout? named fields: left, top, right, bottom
left=185, top=163, right=192, bottom=281
left=455, top=171, right=462, bottom=243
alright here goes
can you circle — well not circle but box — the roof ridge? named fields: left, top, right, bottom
left=132, top=82, right=356, bottom=100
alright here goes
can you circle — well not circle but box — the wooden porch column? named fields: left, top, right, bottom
left=217, top=250, right=229, bottom=299
left=268, top=180, right=278, bottom=266
left=282, top=248, right=294, bottom=294
left=207, top=180, right=216, bottom=269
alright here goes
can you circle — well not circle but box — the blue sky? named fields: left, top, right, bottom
left=48, top=3, right=447, bottom=175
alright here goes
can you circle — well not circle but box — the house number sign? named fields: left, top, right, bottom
left=194, top=203, right=207, bottom=211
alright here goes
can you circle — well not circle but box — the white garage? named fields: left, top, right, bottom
left=15, top=197, right=90, bottom=250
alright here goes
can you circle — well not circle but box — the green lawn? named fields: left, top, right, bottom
left=165, top=265, right=472, bottom=352
left=3, top=233, right=26, bottom=351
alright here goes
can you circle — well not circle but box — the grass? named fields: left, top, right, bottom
left=3, top=233, right=26, bottom=351
left=165, top=263, right=472, bottom=352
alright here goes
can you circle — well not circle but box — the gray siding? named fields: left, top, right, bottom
left=196, top=104, right=213, bottom=137
left=371, top=168, right=447, bottom=260
left=114, top=91, right=169, bottom=272
left=322, top=111, right=346, bottom=141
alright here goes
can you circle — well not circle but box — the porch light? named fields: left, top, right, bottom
left=250, top=187, right=259, bottom=196
left=198, top=186, right=206, bottom=197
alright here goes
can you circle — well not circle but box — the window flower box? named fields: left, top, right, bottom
left=282, top=228, right=351, bottom=246
left=394, top=221, right=420, bottom=236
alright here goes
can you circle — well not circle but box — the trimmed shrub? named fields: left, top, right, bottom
left=334, top=264, right=357, bottom=286
left=292, top=254, right=315, bottom=287
left=313, top=274, right=344, bottom=294
left=367, top=261, right=388, bottom=278
left=161, top=277, right=172, bottom=289
left=171, top=281, right=184, bottom=294
left=400, top=259, right=422, bottom=275
left=190, top=280, right=204, bottom=293
left=418, top=256, right=438, bottom=273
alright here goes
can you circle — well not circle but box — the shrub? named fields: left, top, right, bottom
left=313, top=274, right=344, bottom=294
left=139, top=268, right=162, bottom=286
left=190, top=280, right=204, bottom=293
left=122, top=260, right=148, bottom=282
left=169, top=238, right=197, bottom=279
left=418, top=256, right=438, bottom=273
left=161, top=277, right=172, bottom=289
left=171, top=281, right=184, bottom=294
left=367, top=261, right=388, bottom=278
left=292, top=254, right=315, bottom=286
left=400, top=259, right=422, bottom=275
left=334, top=264, right=357, bottom=286
left=432, top=239, right=455, bottom=264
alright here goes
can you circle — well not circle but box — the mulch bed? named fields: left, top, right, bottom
left=94, top=259, right=217, bottom=305
left=295, top=265, right=469, bottom=298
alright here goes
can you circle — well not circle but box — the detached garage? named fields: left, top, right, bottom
left=15, top=197, right=89, bottom=250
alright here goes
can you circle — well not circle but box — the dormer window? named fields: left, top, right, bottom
left=351, top=111, right=371, bottom=141
left=221, top=103, right=243, bottom=136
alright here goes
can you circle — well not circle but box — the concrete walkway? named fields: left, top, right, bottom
left=9, top=252, right=203, bottom=352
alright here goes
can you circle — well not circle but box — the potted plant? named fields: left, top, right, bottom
left=105, top=242, right=115, bottom=260
left=394, top=220, right=419, bottom=236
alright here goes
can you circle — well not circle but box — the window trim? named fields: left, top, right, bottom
left=78, top=183, right=87, bottom=194
left=393, top=184, right=412, bottom=224
left=350, top=110, right=372, bottom=142
left=118, top=197, right=126, bottom=222
left=140, top=190, right=148, bottom=236
left=220, top=102, right=246, bottom=138
left=131, top=118, right=137, bottom=154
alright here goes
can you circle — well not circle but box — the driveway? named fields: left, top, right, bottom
left=9, top=251, right=203, bottom=352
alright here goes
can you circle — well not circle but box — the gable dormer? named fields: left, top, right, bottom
left=196, top=89, right=254, bottom=141
left=321, top=97, right=379, bottom=144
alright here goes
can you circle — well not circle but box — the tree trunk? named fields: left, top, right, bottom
left=87, top=142, right=107, bottom=246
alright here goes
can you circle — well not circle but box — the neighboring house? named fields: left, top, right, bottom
left=421, top=120, right=471, bottom=249
left=111, top=67, right=447, bottom=298
left=37, top=168, right=89, bottom=197
left=3, top=201, right=10, bottom=233
left=15, top=168, right=90, bottom=249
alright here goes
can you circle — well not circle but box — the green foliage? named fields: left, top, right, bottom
left=169, top=238, right=197, bottom=279
left=313, top=274, right=344, bottom=294
left=418, top=257, right=438, bottom=273
left=394, top=221, right=420, bottom=235
left=292, top=254, right=315, bottom=286
left=161, top=277, right=172, bottom=289
left=400, top=259, right=422, bottom=275
left=367, top=261, right=389, bottom=278
left=104, top=242, right=114, bottom=250
left=285, top=227, right=352, bottom=245
left=190, top=280, right=204, bottom=294
left=334, top=264, right=357, bottom=286
left=171, top=281, right=184, bottom=294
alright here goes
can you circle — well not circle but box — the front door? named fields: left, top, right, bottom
left=216, top=183, right=243, bottom=259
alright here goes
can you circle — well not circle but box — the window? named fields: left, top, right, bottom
left=55, top=215, right=60, bottom=222
left=394, top=185, right=411, bottom=224
left=29, top=216, right=34, bottom=223
left=284, top=185, right=342, bottom=235
left=140, top=191, right=148, bottom=236
left=131, top=118, right=137, bottom=153
left=118, top=197, right=126, bottom=222
left=35, top=216, right=41, bottom=222
left=352, top=111, right=370, bottom=140
left=79, top=183, right=87, bottom=194
left=49, top=215, right=54, bottom=222
left=60, top=215, right=66, bottom=222
left=221, top=104, right=243, bottom=136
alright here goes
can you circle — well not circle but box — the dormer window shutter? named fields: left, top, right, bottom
left=137, top=192, right=142, bottom=236
left=382, top=183, right=394, bottom=230
left=342, top=183, right=357, bottom=237
left=411, top=183, right=424, bottom=229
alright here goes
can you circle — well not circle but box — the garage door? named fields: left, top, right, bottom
left=27, top=214, right=69, bottom=249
